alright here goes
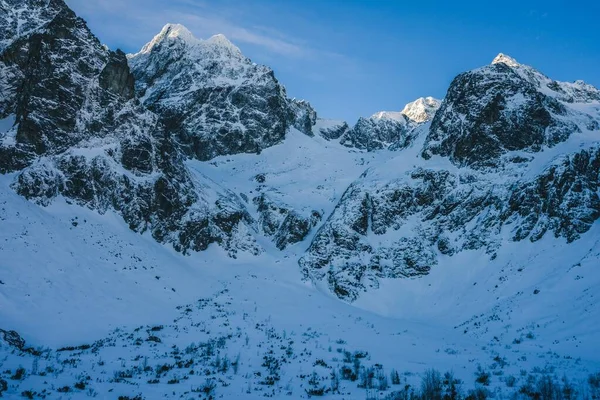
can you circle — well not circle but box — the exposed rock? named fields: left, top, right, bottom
left=0, top=0, right=261, bottom=257
left=0, top=328, right=39, bottom=355
left=290, top=99, right=317, bottom=136
left=253, top=193, right=322, bottom=249
left=317, top=119, right=349, bottom=140
left=341, top=97, right=441, bottom=151
left=422, top=54, right=597, bottom=168
left=300, top=57, right=600, bottom=301
left=99, top=49, right=135, bottom=100
left=341, top=116, right=411, bottom=151
left=128, top=24, right=296, bottom=161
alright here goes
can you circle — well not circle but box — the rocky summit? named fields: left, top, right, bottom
left=128, top=23, right=312, bottom=161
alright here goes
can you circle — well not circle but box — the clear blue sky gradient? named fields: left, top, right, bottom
left=66, top=0, right=600, bottom=123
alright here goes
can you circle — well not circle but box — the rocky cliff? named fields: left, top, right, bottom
left=128, top=24, right=313, bottom=161
left=0, top=0, right=260, bottom=257
left=300, top=55, right=600, bottom=301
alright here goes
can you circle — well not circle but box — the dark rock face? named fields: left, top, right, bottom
left=300, top=146, right=600, bottom=301
left=318, top=120, right=349, bottom=140
left=99, top=50, right=135, bottom=100
left=340, top=116, right=411, bottom=151
left=128, top=25, right=296, bottom=161
left=0, top=0, right=65, bottom=51
left=300, top=56, right=600, bottom=301
left=0, top=0, right=261, bottom=257
left=0, top=328, right=39, bottom=355
left=290, top=99, right=318, bottom=136
left=254, top=193, right=321, bottom=250
left=422, top=57, right=590, bottom=168
left=274, top=210, right=322, bottom=250
left=340, top=97, right=441, bottom=151
left=1, top=2, right=110, bottom=165
left=507, top=146, right=600, bottom=243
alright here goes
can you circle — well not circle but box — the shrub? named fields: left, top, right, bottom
left=146, top=335, right=161, bottom=343
left=465, top=388, right=489, bottom=400
left=505, top=375, right=517, bottom=388
left=11, top=367, right=26, bottom=381
left=306, top=371, right=326, bottom=397
left=330, top=370, right=340, bottom=393
left=21, top=391, right=35, bottom=399
left=537, top=375, right=560, bottom=400
left=199, top=379, right=216, bottom=395
left=561, top=376, right=577, bottom=400
left=421, top=369, right=443, bottom=400
left=340, top=365, right=356, bottom=381
left=314, top=359, right=328, bottom=368
left=443, top=371, right=462, bottom=400
left=475, top=367, right=490, bottom=386
left=232, top=353, right=240, bottom=375
left=590, top=372, right=600, bottom=398
left=359, top=367, right=376, bottom=389
left=377, top=368, right=389, bottom=391
left=391, top=369, right=401, bottom=385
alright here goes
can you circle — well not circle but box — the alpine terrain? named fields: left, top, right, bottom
left=1, top=1, right=599, bottom=399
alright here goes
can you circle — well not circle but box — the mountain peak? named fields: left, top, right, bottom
left=370, top=96, right=441, bottom=124
left=491, top=53, right=520, bottom=68
left=204, top=33, right=241, bottom=52
left=160, top=23, right=195, bottom=41
left=138, top=23, right=198, bottom=54
left=136, top=24, right=241, bottom=57
left=400, top=96, right=441, bottom=123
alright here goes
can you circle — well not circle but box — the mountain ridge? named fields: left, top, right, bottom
left=1, top=2, right=600, bottom=398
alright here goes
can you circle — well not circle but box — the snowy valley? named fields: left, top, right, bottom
left=1, top=1, right=600, bottom=399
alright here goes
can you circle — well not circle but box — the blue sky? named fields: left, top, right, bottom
left=66, top=0, right=600, bottom=123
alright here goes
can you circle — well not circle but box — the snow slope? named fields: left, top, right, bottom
left=2, top=130, right=600, bottom=398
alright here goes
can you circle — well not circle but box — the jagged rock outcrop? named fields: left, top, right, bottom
left=341, top=97, right=441, bottom=151
left=316, top=119, right=349, bottom=140
left=128, top=24, right=297, bottom=161
left=290, top=99, right=318, bottom=136
left=300, top=55, right=600, bottom=301
left=340, top=116, right=411, bottom=151
left=0, top=328, right=39, bottom=355
left=0, top=0, right=260, bottom=257
left=422, top=54, right=599, bottom=168
left=0, top=0, right=65, bottom=51
left=253, top=193, right=322, bottom=250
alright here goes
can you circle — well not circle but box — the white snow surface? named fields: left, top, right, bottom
left=134, top=23, right=242, bottom=58
left=1, top=126, right=600, bottom=398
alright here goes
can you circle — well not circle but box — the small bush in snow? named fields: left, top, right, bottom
left=391, top=369, right=401, bottom=385
left=421, top=368, right=443, bottom=400
left=10, top=366, right=26, bottom=381
left=505, top=375, right=517, bottom=387
left=475, top=366, right=490, bottom=386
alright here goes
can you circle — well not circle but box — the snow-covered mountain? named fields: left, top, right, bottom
left=340, top=96, right=441, bottom=151
left=128, top=24, right=314, bottom=161
left=300, top=54, right=600, bottom=301
left=0, top=0, right=261, bottom=257
left=1, top=1, right=600, bottom=398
